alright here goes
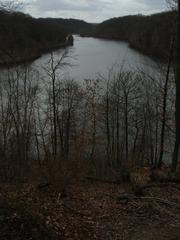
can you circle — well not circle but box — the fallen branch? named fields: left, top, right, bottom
left=152, top=172, right=180, bottom=183
left=132, top=182, right=180, bottom=195
left=37, top=182, right=51, bottom=190
left=136, top=197, right=180, bottom=209
left=62, top=202, right=91, bottom=217
left=116, top=194, right=180, bottom=209
left=85, top=176, right=121, bottom=184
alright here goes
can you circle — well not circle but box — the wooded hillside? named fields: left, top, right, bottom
left=91, top=11, right=177, bottom=60
left=0, top=11, right=68, bottom=64
left=0, top=10, right=176, bottom=64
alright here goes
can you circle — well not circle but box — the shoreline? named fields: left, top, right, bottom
left=79, top=34, right=166, bottom=62
left=0, top=41, right=72, bottom=68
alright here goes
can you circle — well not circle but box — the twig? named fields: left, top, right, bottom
left=135, top=197, right=180, bottom=209
left=85, top=176, right=120, bottom=184
left=62, top=203, right=91, bottom=217
left=117, top=194, right=180, bottom=209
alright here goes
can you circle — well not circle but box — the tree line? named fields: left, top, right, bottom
left=89, top=11, right=177, bottom=60
left=0, top=1, right=179, bottom=186
left=0, top=9, right=176, bottom=65
left=0, top=54, right=176, bottom=182
left=0, top=10, right=95, bottom=66
left=0, top=10, right=68, bottom=65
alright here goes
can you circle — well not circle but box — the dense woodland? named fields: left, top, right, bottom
left=0, top=11, right=68, bottom=64
left=0, top=10, right=177, bottom=65
left=0, top=2, right=179, bottom=205
left=1, top=2, right=180, bottom=239
left=89, top=11, right=177, bottom=60
left=0, top=11, right=94, bottom=65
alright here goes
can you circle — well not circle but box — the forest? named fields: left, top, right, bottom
left=0, top=10, right=94, bottom=65
left=0, top=11, right=68, bottom=65
left=0, top=9, right=177, bottom=65
left=88, top=11, right=177, bottom=60
left=0, top=0, right=180, bottom=239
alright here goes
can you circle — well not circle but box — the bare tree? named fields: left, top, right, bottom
left=172, top=0, right=180, bottom=170
left=158, top=35, right=175, bottom=167
left=84, top=78, right=102, bottom=165
left=43, top=50, right=72, bottom=157
left=0, top=0, right=23, bottom=12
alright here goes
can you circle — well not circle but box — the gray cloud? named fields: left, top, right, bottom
left=24, top=0, right=168, bottom=22
left=30, top=0, right=110, bottom=12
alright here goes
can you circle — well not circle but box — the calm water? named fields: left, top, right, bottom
left=33, top=35, right=159, bottom=82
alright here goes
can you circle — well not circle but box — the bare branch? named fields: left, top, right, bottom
left=0, top=0, right=23, bottom=12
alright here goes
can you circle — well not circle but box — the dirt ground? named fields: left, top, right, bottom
left=0, top=181, right=180, bottom=240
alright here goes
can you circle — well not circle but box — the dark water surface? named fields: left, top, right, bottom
left=33, top=35, right=159, bottom=82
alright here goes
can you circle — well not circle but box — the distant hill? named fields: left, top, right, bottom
left=90, top=11, right=177, bottom=60
left=0, top=11, right=95, bottom=65
left=0, top=10, right=176, bottom=65
left=0, top=11, right=71, bottom=65
left=39, top=18, right=95, bottom=35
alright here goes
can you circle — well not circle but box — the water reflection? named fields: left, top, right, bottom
left=32, top=35, right=159, bottom=82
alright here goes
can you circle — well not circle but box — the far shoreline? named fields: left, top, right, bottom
left=0, top=40, right=73, bottom=68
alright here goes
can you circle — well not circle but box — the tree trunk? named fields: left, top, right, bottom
left=159, top=35, right=174, bottom=167
left=172, top=1, right=180, bottom=171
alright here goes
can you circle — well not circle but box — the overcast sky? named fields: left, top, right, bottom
left=23, top=0, right=168, bottom=22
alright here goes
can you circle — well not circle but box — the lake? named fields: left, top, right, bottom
left=0, top=35, right=173, bottom=165
left=33, top=35, right=160, bottom=82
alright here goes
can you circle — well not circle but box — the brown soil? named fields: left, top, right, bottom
left=0, top=181, right=180, bottom=240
